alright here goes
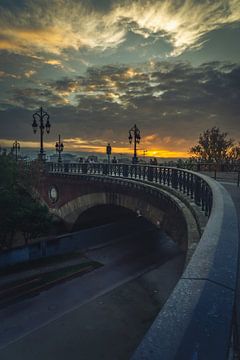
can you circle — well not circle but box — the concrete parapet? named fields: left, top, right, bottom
left=131, top=172, right=239, bottom=359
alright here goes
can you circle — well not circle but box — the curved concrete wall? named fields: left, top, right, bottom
left=131, top=172, right=239, bottom=359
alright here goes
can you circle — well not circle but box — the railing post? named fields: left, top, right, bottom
left=186, top=173, right=190, bottom=195
left=82, top=163, right=87, bottom=174
left=194, top=176, right=201, bottom=206
left=103, top=163, right=108, bottom=175
left=147, top=166, right=153, bottom=182
left=214, top=165, right=217, bottom=180
left=171, top=169, right=178, bottom=189
left=45, top=162, right=50, bottom=173
left=123, top=164, right=128, bottom=177
left=64, top=163, right=69, bottom=173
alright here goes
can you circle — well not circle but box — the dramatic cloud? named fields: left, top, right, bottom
left=0, top=1, right=239, bottom=158
left=8, top=87, right=68, bottom=109
left=1, top=61, right=239, bottom=156
left=0, top=0, right=240, bottom=58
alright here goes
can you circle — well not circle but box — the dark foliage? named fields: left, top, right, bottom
left=0, top=153, right=52, bottom=249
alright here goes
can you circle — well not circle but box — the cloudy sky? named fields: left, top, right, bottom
left=0, top=0, right=240, bottom=157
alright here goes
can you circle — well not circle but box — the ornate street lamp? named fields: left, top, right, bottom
left=142, top=149, right=148, bottom=158
left=106, top=143, right=112, bottom=164
left=32, top=107, right=51, bottom=161
left=55, top=134, right=64, bottom=163
left=12, top=140, right=20, bottom=161
left=128, top=124, right=141, bottom=164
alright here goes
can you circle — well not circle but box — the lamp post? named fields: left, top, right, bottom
left=128, top=124, right=141, bottom=164
left=106, top=143, right=112, bottom=164
left=143, top=149, right=148, bottom=158
left=55, top=134, right=64, bottom=163
left=12, top=140, right=20, bottom=161
left=32, top=107, right=51, bottom=161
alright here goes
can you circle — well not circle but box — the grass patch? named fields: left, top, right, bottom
left=0, top=260, right=102, bottom=308
left=0, top=251, right=85, bottom=277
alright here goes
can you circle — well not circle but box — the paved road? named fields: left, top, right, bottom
left=0, top=218, right=184, bottom=358
left=0, top=255, right=185, bottom=360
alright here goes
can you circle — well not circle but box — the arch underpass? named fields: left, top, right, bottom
left=72, top=204, right=138, bottom=230
left=37, top=172, right=200, bottom=252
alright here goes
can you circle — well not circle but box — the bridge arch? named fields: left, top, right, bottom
left=72, top=203, right=138, bottom=231
left=52, top=191, right=165, bottom=230
left=39, top=174, right=201, bottom=252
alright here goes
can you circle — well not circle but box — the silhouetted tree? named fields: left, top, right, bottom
left=0, top=152, right=18, bottom=187
left=190, top=127, right=234, bottom=163
left=18, top=195, right=52, bottom=244
left=0, top=188, right=20, bottom=249
left=228, top=143, right=240, bottom=162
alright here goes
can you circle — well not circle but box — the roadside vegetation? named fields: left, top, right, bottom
left=190, top=127, right=240, bottom=163
left=171, top=127, right=240, bottom=170
left=0, top=256, right=101, bottom=309
left=0, top=152, right=53, bottom=250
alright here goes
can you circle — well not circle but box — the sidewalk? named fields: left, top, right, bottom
left=201, top=171, right=239, bottom=185
left=221, top=182, right=240, bottom=354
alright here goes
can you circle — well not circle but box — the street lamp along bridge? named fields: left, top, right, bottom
left=12, top=140, right=20, bottom=161
left=55, top=134, right=64, bottom=164
left=129, top=124, right=141, bottom=164
left=32, top=107, right=51, bottom=161
left=106, top=143, right=112, bottom=164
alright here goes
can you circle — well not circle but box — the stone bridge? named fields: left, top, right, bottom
left=37, top=162, right=239, bottom=359
left=37, top=165, right=203, bottom=252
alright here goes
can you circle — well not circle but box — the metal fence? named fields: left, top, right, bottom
left=47, top=162, right=213, bottom=217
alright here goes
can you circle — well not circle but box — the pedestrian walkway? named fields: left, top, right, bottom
left=201, top=171, right=239, bottom=185
left=221, top=182, right=240, bottom=353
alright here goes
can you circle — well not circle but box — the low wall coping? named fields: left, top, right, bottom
left=131, top=170, right=238, bottom=359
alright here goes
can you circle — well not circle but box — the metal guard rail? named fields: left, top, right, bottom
left=47, top=162, right=213, bottom=217
left=46, top=162, right=239, bottom=359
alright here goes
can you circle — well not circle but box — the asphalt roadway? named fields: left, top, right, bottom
left=0, top=218, right=185, bottom=360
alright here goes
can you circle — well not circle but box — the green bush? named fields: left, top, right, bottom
left=0, top=154, right=52, bottom=249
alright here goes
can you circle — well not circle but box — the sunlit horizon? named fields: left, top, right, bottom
left=0, top=138, right=190, bottom=158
